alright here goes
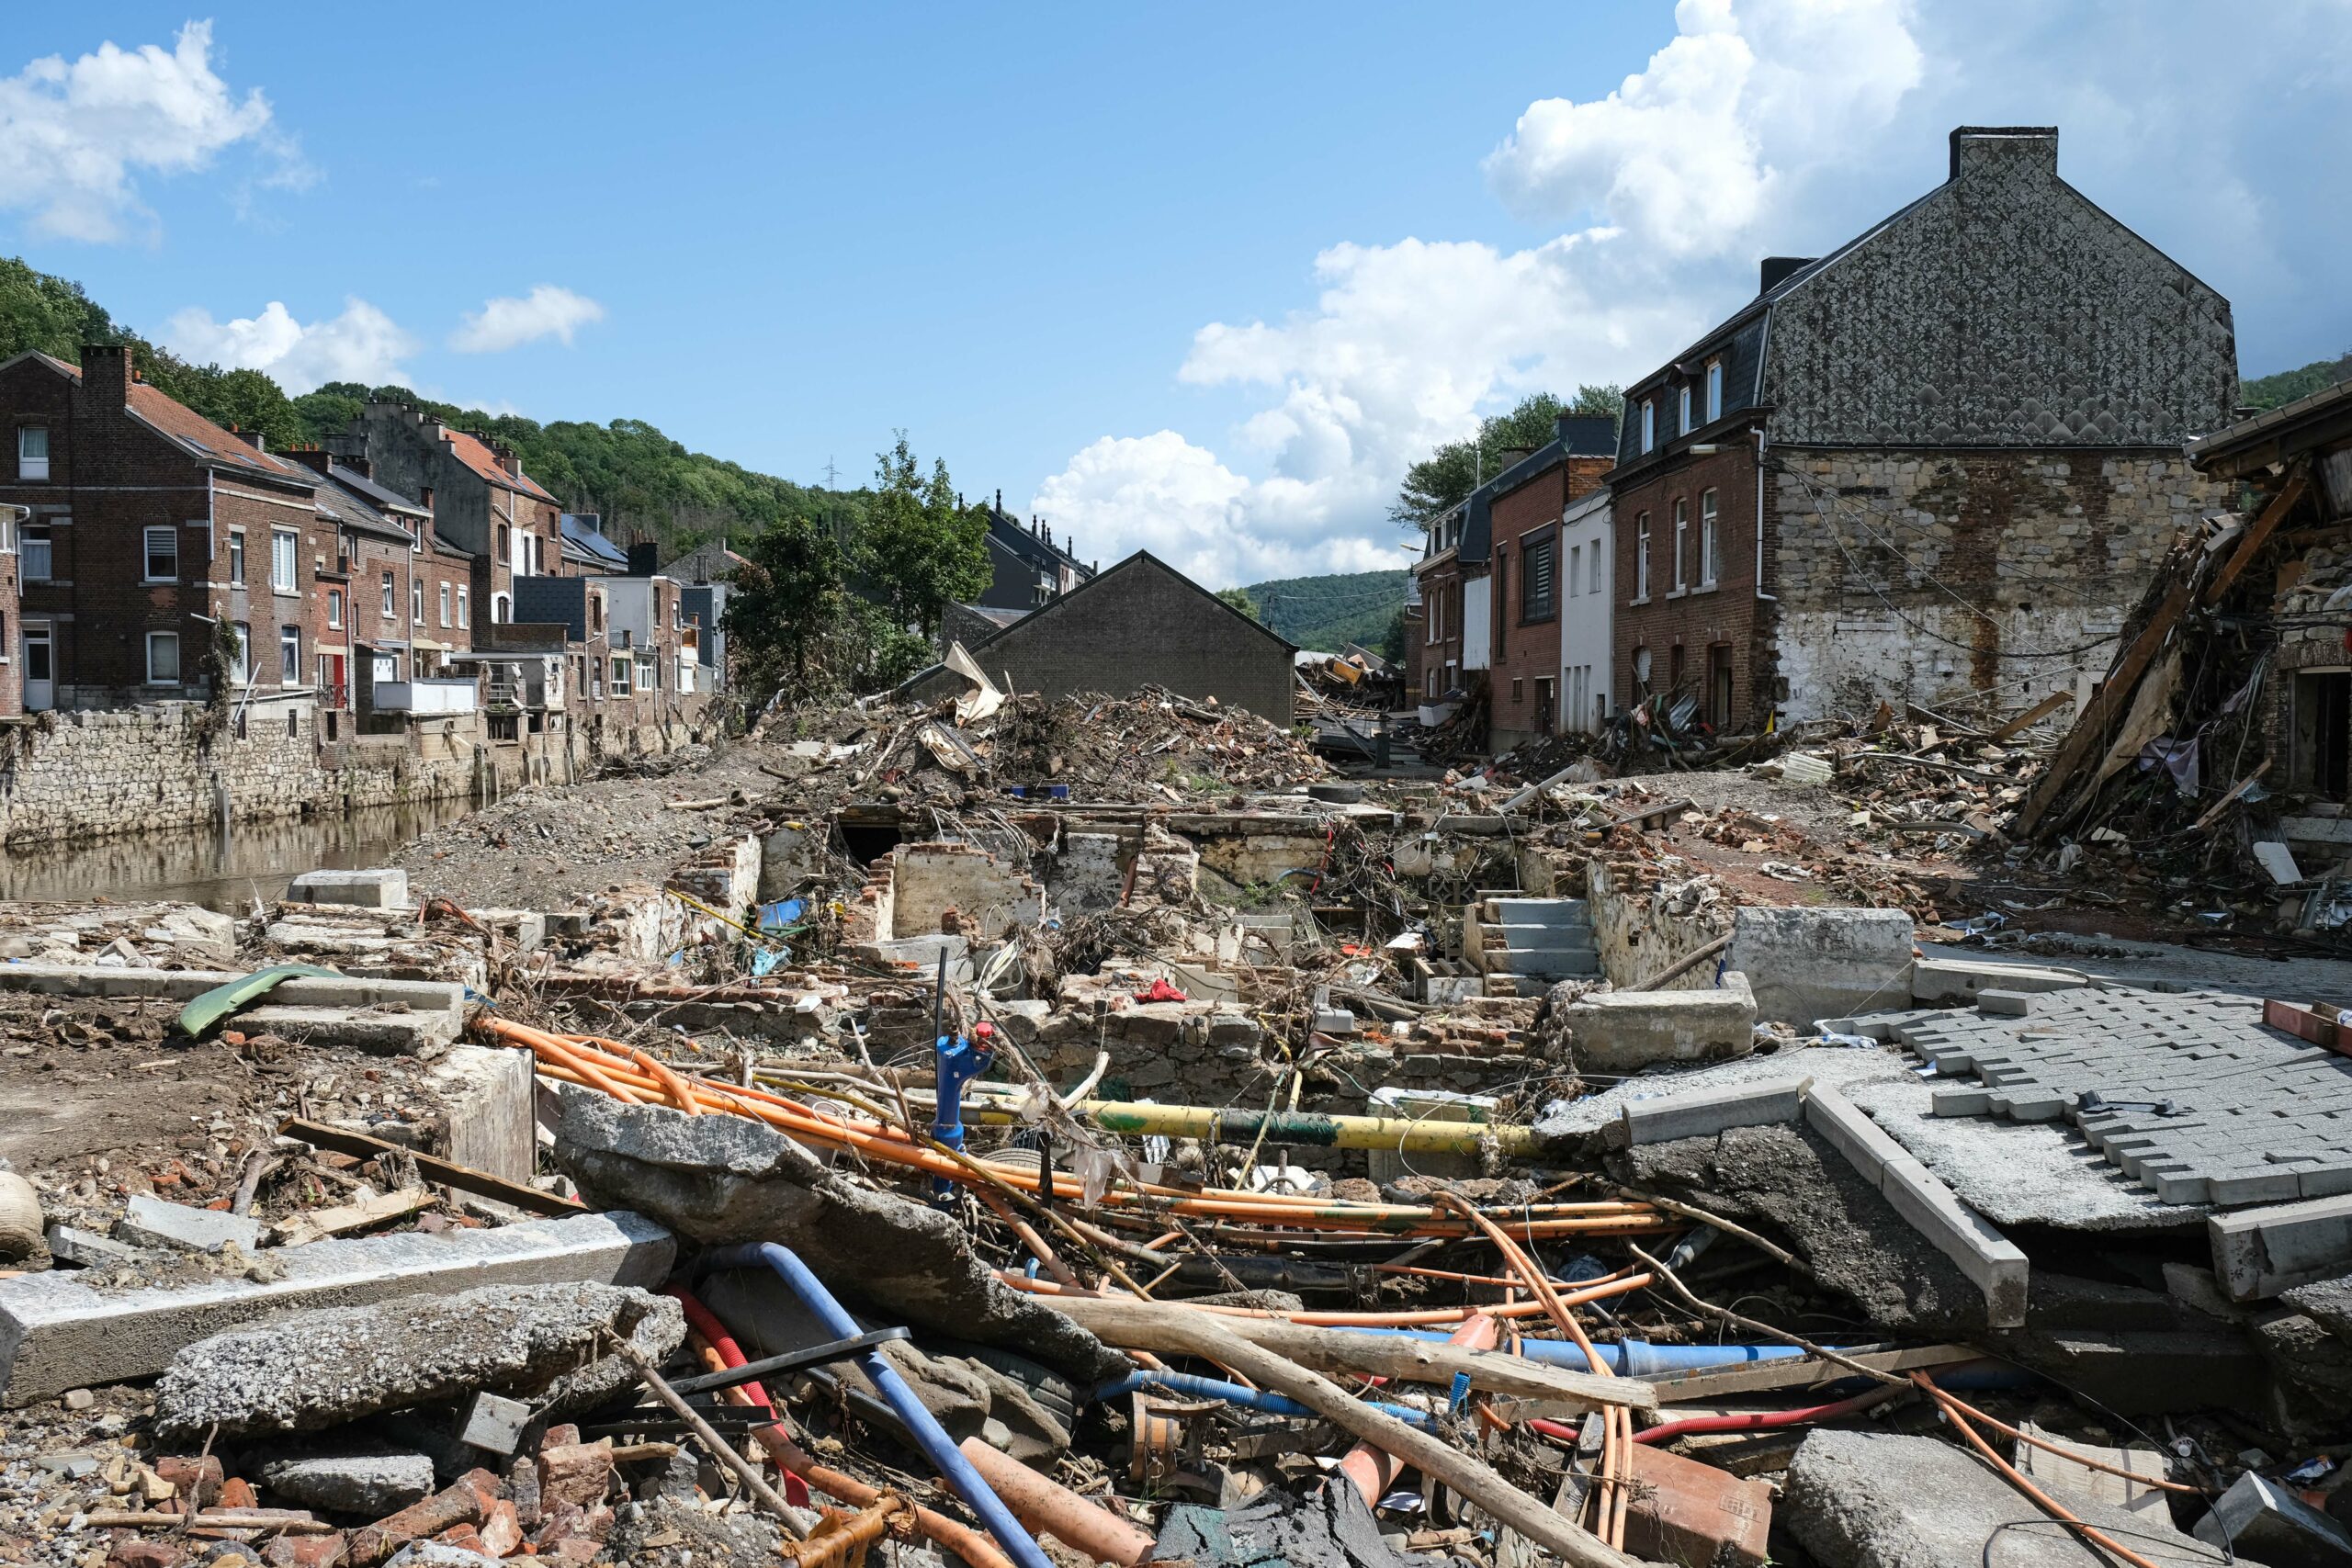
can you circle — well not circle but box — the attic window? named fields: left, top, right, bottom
left=1678, top=386, right=1692, bottom=435
left=1640, top=400, right=1656, bottom=454
left=1706, top=360, right=1724, bottom=423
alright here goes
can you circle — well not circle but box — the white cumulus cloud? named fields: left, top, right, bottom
left=1033, top=0, right=1923, bottom=590
left=449, top=285, right=606, bottom=353
left=0, top=21, right=291, bottom=243
left=1484, top=0, right=1922, bottom=253
left=161, top=298, right=418, bottom=394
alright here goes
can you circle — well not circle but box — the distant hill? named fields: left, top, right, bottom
left=2244, top=353, right=2352, bottom=412
left=1243, top=569, right=1408, bottom=655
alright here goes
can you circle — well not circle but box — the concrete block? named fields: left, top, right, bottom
left=1910, top=956, right=2091, bottom=1006
left=458, top=1391, right=533, bottom=1454
left=2193, top=1471, right=2352, bottom=1564
left=0, top=1210, right=673, bottom=1406
left=429, top=1044, right=536, bottom=1183
left=236, top=1004, right=459, bottom=1056
left=43, top=1224, right=151, bottom=1268
left=1977, top=989, right=2034, bottom=1017
left=115, top=1195, right=264, bottom=1254
left=288, top=867, right=413, bottom=910
left=1727, top=907, right=1915, bottom=1028
left=260, top=1451, right=436, bottom=1515
left=1557, top=972, right=1758, bottom=1072
left=2210, top=1194, right=2352, bottom=1302
left=1622, top=1077, right=1811, bottom=1146
left=1806, top=1089, right=2029, bottom=1326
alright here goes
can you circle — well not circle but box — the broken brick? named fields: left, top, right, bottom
left=261, top=1536, right=349, bottom=1568
left=535, top=1442, right=613, bottom=1508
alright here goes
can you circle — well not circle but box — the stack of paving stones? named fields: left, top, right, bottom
left=1882, top=988, right=2352, bottom=1207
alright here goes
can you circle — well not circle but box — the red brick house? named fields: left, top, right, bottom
left=347, top=402, right=568, bottom=628
left=1486, top=417, right=1616, bottom=750
left=0, top=344, right=328, bottom=712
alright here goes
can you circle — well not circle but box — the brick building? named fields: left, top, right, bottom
left=1486, top=417, right=1616, bottom=749
left=0, top=344, right=331, bottom=712
left=903, top=551, right=1296, bottom=722
left=1609, top=126, right=2238, bottom=731
left=346, top=403, right=568, bottom=626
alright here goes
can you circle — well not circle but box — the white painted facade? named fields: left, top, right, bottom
left=1461, top=570, right=1492, bottom=671
left=1557, top=490, right=1612, bottom=734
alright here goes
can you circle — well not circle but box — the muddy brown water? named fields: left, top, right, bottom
left=0, top=796, right=477, bottom=914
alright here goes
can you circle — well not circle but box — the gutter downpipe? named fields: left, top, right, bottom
left=1752, top=423, right=1775, bottom=604
left=702, top=1242, right=1055, bottom=1568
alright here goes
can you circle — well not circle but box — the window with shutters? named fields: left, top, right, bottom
left=1521, top=531, right=1556, bottom=623
left=145, top=526, right=178, bottom=583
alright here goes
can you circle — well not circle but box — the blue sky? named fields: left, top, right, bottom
left=5, top=3, right=2349, bottom=586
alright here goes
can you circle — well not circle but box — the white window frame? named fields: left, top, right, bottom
left=610, top=654, right=632, bottom=696
left=228, top=622, right=250, bottom=686
left=1568, top=543, right=1581, bottom=599
left=492, top=592, right=511, bottom=625
left=381, top=570, right=396, bottom=619
left=413, top=578, right=424, bottom=625
left=1678, top=385, right=1691, bottom=434
left=270, top=528, right=298, bottom=593
left=1672, top=500, right=1688, bottom=591
left=439, top=582, right=451, bottom=627
left=279, top=626, right=300, bottom=686
left=1634, top=513, right=1651, bottom=602
left=1705, top=359, right=1723, bottom=423
left=1640, top=400, right=1656, bottom=454
left=143, top=525, right=178, bottom=584
left=327, top=589, right=343, bottom=629
left=1700, top=489, right=1720, bottom=587
left=457, top=586, right=470, bottom=629
left=17, top=425, right=48, bottom=482
left=228, top=529, right=245, bottom=586
left=145, top=630, right=180, bottom=685
left=20, top=526, right=51, bottom=582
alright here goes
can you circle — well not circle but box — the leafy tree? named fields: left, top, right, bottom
left=1392, top=386, right=1624, bottom=529
left=859, top=433, right=988, bottom=640
left=1215, top=586, right=1261, bottom=621
left=724, top=512, right=851, bottom=703
left=1377, top=606, right=1406, bottom=664
left=1243, top=570, right=1407, bottom=652
left=2242, top=352, right=2352, bottom=411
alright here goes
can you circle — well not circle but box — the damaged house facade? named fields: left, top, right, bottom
left=1610, top=126, right=2239, bottom=731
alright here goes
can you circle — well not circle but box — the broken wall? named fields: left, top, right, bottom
left=1586, top=856, right=1733, bottom=988
left=886, top=841, right=1043, bottom=941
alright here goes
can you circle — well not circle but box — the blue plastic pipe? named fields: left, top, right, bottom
left=1096, top=1368, right=1435, bottom=1427
left=1338, top=1327, right=2035, bottom=1389
left=703, top=1243, right=1055, bottom=1568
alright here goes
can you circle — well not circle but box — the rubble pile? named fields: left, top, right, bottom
left=5, top=717, right=2352, bottom=1568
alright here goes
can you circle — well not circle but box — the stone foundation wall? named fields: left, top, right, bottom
left=1770, top=450, right=2222, bottom=722
left=0, top=695, right=705, bottom=847
left=1586, top=855, right=1734, bottom=989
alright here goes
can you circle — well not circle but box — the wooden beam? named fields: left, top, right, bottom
left=2204, top=467, right=2312, bottom=606
left=2012, top=571, right=2196, bottom=838
left=2189, top=759, right=2274, bottom=831
left=1636, top=1343, right=1984, bottom=1404
left=1041, top=1294, right=1655, bottom=1413
left=279, top=1116, right=582, bottom=1218
left=1989, top=690, right=2072, bottom=742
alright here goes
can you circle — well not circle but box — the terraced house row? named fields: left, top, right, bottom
left=0, top=343, right=733, bottom=769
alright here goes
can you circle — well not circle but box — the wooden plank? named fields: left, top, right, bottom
left=2203, top=468, right=2312, bottom=606
left=1989, top=690, right=2072, bottom=742
left=2013, top=572, right=2196, bottom=837
left=2188, top=759, right=2273, bottom=831
left=1041, top=1294, right=1656, bottom=1413
left=1637, top=1343, right=1984, bottom=1404
left=278, top=1115, right=582, bottom=1218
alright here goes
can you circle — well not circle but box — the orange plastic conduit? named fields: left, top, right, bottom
left=993, top=1268, right=1655, bottom=1326
left=1911, top=1373, right=2167, bottom=1568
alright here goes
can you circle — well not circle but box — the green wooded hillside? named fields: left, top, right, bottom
left=2243, top=353, right=2352, bottom=411
left=1242, top=569, right=1408, bottom=654
left=0, top=255, right=857, bottom=555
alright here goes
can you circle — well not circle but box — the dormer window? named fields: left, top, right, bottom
left=1705, top=359, right=1724, bottom=423
left=1640, top=400, right=1656, bottom=454
left=1678, top=385, right=1692, bottom=434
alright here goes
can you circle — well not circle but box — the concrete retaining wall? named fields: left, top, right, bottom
left=1585, top=858, right=1734, bottom=988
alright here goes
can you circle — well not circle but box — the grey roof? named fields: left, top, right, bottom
left=329, top=463, right=429, bottom=518
left=2188, top=377, right=2352, bottom=478
left=313, top=470, right=417, bottom=545
left=561, top=513, right=630, bottom=569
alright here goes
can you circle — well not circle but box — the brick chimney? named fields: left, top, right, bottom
left=419, top=485, right=435, bottom=515
left=1758, top=256, right=1816, bottom=293
left=231, top=426, right=266, bottom=454
left=285, top=446, right=334, bottom=478
left=79, top=343, right=134, bottom=407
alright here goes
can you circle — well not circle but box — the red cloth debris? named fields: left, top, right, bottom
left=1132, top=977, right=1188, bottom=1003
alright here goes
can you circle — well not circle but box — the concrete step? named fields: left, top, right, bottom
left=1485, top=897, right=1592, bottom=926
left=1490, top=924, right=1599, bottom=955
left=1500, top=954, right=1602, bottom=981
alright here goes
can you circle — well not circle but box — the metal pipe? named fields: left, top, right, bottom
left=957, top=1096, right=1535, bottom=1157
left=704, top=1243, right=1056, bottom=1568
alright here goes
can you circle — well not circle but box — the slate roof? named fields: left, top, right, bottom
left=560, top=513, right=630, bottom=570
left=327, top=462, right=429, bottom=518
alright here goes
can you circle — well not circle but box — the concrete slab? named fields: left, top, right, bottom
left=2211, top=1194, right=2352, bottom=1302
left=0, top=1210, right=672, bottom=1406
left=1784, top=1429, right=2211, bottom=1568
left=115, top=1194, right=264, bottom=1254
left=1726, top=907, right=1916, bottom=1029
left=1556, top=972, right=1758, bottom=1073
left=1909, top=956, right=2092, bottom=1006
left=288, top=868, right=413, bottom=910
left=1621, top=1077, right=1811, bottom=1146
left=1805, top=1089, right=2029, bottom=1326
left=236, top=1004, right=460, bottom=1056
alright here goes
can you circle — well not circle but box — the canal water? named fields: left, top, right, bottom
left=0, top=796, right=478, bottom=913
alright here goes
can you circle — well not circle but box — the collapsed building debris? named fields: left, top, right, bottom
left=0, top=675, right=2349, bottom=1568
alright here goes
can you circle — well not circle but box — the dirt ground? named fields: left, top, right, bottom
left=392, top=740, right=789, bottom=910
